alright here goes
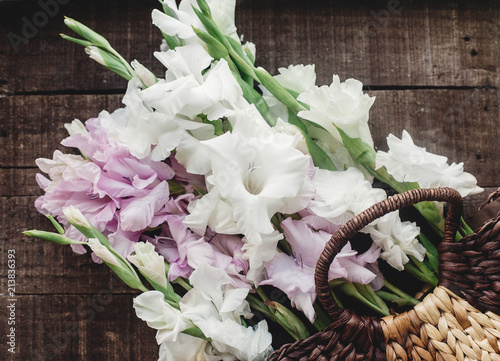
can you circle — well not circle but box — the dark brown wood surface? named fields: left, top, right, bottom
left=0, top=0, right=498, bottom=360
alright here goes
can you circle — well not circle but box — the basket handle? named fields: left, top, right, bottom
left=314, top=187, right=463, bottom=322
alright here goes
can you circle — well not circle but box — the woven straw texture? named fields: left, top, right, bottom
left=383, top=286, right=500, bottom=361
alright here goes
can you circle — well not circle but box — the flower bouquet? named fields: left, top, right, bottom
left=25, top=0, right=497, bottom=360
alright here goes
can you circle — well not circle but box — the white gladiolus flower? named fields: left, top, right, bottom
left=376, top=130, right=483, bottom=197
left=85, top=46, right=106, bottom=66
left=97, top=79, right=157, bottom=160
left=154, top=42, right=213, bottom=84
left=297, top=75, right=375, bottom=146
left=274, top=64, right=317, bottom=94
left=131, top=60, right=157, bottom=87
left=141, top=52, right=245, bottom=121
left=63, top=206, right=92, bottom=229
left=133, top=290, right=189, bottom=344
left=158, top=334, right=209, bottom=361
left=185, top=109, right=313, bottom=281
left=64, top=119, right=88, bottom=136
left=261, top=64, right=317, bottom=122
left=309, top=167, right=386, bottom=224
left=273, top=118, right=308, bottom=155
left=180, top=263, right=273, bottom=361
left=366, top=212, right=424, bottom=271
left=185, top=189, right=240, bottom=235
left=128, top=242, right=168, bottom=289
left=87, top=238, right=121, bottom=266
left=152, top=0, right=239, bottom=44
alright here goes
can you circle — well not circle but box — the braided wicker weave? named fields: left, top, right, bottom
left=267, top=188, right=500, bottom=361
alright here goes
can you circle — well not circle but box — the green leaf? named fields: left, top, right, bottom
left=335, top=126, right=376, bottom=169
left=195, top=0, right=212, bottom=16
left=288, top=111, right=336, bottom=171
left=225, top=35, right=251, bottom=66
left=160, top=31, right=182, bottom=50
left=243, top=44, right=255, bottom=64
left=168, top=180, right=186, bottom=196
left=375, top=291, right=418, bottom=307
left=254, top=67, right=306, bottom=113
left=234, top=75, right=276, bottom=126
left=267, top=301, right=309, bottom=340
left=354, top=283, right=389, bottom=315
left=404, top=262, right=438, bottom=286
left=23, top=230, right=86, bottom=246
left=160, top=0, right=177, bottom=18
left=192, top=26, right=228, bottom=59
left=336, top=282, right=389, bottom=316
left=104, top=260, right=148, bottom=292
left=418, top=233, right=439, bottom=271
left=60, top=33, right=94, bottom=47
left=85, top=46, right=134, bottom=80
left=64, top=17, right=111, bottom=49
left=183, top=327, right=210, bottom=341
left=191, top=6, right=230, bottom=48
left=312, top=302, right=332, bottom=331
left=46, top=215, right=65, bottom=235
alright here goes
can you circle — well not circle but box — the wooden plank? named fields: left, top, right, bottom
left=0, top=168, right=40, bottom=197
left=0, top=0, right=498, bottom=93
left=1, top=89, right=497, bottom=182
left=0, top=294, right=158, bottom=360
left=241, top=0, right=500, bottom=88
left=0, top=94, right=122, bottom=167
left=0, top=0, right=162, bottom=93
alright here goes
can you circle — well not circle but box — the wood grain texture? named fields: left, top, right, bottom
left=0, top=0, right=499, bottom=360
left=0, top=294, right=157, bottom=360
left=0, top=94, right=123, bottom=167
left=0, top=0, right=498, bottom=93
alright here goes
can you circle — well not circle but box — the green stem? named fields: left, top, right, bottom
left=460, top=217, right=474, bottom=236
left=336, top=282, right=389, bottom=316
left=418, top=233, right=439, bottom=272
left=383, top=280, right=420, bottom=306
left=248, top=293, right=300, bottom=340
left=312, top=302, right=332, bottom=332
left=409, top=255, right=437, bottom=281
left=174, top=277, right=193, bottom=291
left=404, top=261, right=438, bottom=287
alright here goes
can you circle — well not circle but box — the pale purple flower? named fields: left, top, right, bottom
left=261, top=216, right=382, bottom=322
left=35, top=116, right=175, bottom=259
left=150, top=215, right=251, bottom=288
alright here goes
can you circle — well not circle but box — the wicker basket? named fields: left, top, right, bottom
left=268, top=188, right=500, bottom=361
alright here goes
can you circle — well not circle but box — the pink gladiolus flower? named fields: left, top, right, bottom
left=149, top=215, right=251, bottom=288
left=260, top=216, right=382, bottom=322
left=35, top=115, right=175, bottom=259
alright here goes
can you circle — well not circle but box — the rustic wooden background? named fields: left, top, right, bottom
left=0, top=0, right=498, bottom=359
